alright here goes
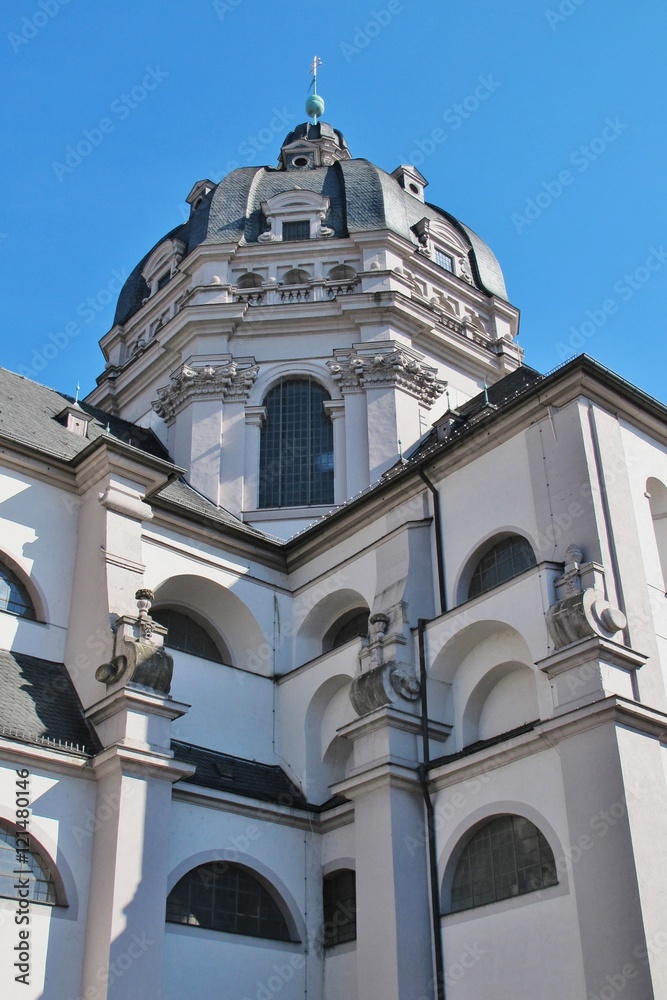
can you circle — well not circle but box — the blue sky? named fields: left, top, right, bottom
left=1, top=0, right=666, bottom=400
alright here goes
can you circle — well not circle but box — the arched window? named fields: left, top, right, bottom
left=283, top=268, right=311, bottom=285
left=323, top=609, right=370, bottom=652
left=237, top=272, right=263, bottom=289
left=0, top=821, right=58, bottom=904
left=151, top=608, right=228, bottom=663
left=0, top=561, right=36, bottom=620
left=327, top=265, right=356, bottom=282
left=259, top=378, right=334, bottom=508
left=323, top=869, right=356, bottom=947
left=449, top=815, right=557, bottom=913
left=468, top=535, right=536, bottom=600
left=166, top=863, right=291, bottom=941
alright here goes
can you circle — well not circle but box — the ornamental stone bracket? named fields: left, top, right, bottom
left=327, top=345, right=447, bottom=407
left=350, top=606, right=421, bottom=717
left=152, top=357, right=259, bottom=422
left=545, top=544, right=627, bottom=649
left=95, top=589, right=173, bottom=697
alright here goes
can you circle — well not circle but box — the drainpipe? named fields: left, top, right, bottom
left=419, top=468, right=447, bottom=616
left=418, top=617, right=446, bottom=1000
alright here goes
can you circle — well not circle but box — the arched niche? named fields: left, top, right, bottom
left=237, top=271, right=263, bottom=289
left=647, top=477, right=667, bottom=591
left=304, top=674, right=354, bottom=805
left=295, top=588, right=370, bottom=666
left=431, top=620, right=539, bottom=746
left=151, top=574, right=267, bottom=675
left=283, top=268, right=311, bottom=285
left=461, top=661, right=539, bottom=746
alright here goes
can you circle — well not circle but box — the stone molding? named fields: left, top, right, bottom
left=152, top=358, right=259, bottom=421
left=327, top=345, right=447, bottom=406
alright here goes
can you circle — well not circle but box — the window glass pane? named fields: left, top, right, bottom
left=151, top=608, right=226, bottom=663
left=435, top=248, right=454, bottom=272
left=166, top=864, right=290, bottom=941
left=449, top=815, right=557, bottom=914
left=259, top=379, right=334, bottom=509
left=0, top=824, right=57, bottom=905
left=283, top=221, right=310, bottom=242
left=0, top=563, right=36, bottom=619
left=468, top=536, right=536, bottom=599
left=323, top=869, right=356, bottom=947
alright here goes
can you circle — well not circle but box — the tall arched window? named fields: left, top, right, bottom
left=259, top=378, right=334, bottom=508
left=449, top=814, right=557, bottom=913
left=323, top=869, right=356, bottom=947
left=0, top=821, right=58, bottom=904
left=468, top=535, right=536, bottom=600
left=0, top=561, right=36, bottom=620
left=166, top=863, right=291, bottom=941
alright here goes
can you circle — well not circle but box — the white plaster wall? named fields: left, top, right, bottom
left=0, top=471, right=79, bottom=662
left=165, top=799, right=318, bottom=1000
left=169, top=650, right=275, bottom=760
left=434, top=745, right=586, bottom=998
left=0, top=760, right=96, bottom=1000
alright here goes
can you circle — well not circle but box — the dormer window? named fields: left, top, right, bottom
left=258, top=190, right=334, bottom=243
left=283, top=220, right=311, bottom=242
left=142, top=238, right=186, bottom=298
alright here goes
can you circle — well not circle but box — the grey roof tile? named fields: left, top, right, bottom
left=0, top=649, right=99, bottom=755
left=0, top=367, right=169, bottom=462
left=171, top=739, right=311, bottom=809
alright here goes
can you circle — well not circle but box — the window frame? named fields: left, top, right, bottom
left=322, top=869, right=357, bottom=948
left=258, top=377, right=334, bottom=509
left=447, top=814, right=558, bottom=915
left=466, top=534, right=537, bottom=601
left=166, top=862, right=293, bottom=942
left=0, top=820, right=61, bottom=907
left=150, top=607, right=229, bottom=664
left=0, top=560, right=37, bottom=621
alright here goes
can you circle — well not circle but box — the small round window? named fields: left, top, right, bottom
left=292, top=156, right=309, bottom=168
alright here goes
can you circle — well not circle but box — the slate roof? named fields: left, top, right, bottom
left=113, top=121, right=508, bottom=326
left=171, top=740, right=312, bottom=810
left=155, top=478, right=268, bottom=538
left=0, top=367, right=169, bottom=462
left=400, top=364, right=544, bottom=465
left=0, top=649, right=100, bottom=755
left=0, top=367, right=262, bottom=542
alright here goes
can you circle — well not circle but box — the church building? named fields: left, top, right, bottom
left=1, top=87, right=667, bottom=1000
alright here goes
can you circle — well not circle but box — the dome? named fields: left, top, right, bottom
left=113, top=122, right=508, bottom=327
